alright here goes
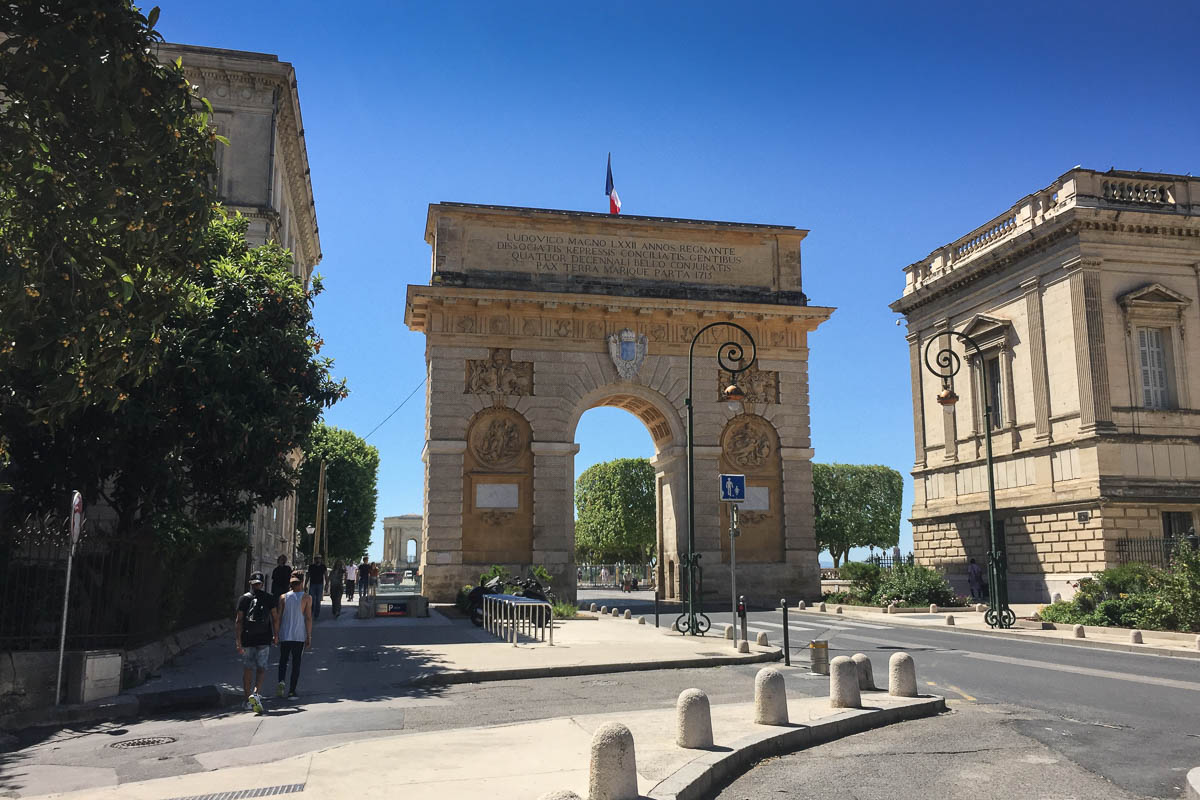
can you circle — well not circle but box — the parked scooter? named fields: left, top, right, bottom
left=467, top=576, right=505, bottom=627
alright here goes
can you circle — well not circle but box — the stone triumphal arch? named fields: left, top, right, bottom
left=404, top=203, right=833, bottom=604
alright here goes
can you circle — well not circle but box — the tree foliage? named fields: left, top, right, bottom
left=812, top=463, right=902, bottom=567
left=574, top=458, right=656, bottom=563
left=0, top=0, right=219, bottom=448
left=2, top=213, right=346, bottom=531
left=296, top=423, right=380, bottom=561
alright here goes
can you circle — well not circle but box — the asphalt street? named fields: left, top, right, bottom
left=3, top=590, right=1198, bottom=798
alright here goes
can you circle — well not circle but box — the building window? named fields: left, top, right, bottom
left=1163, top=511, right=1194, bottom=539
left=1137, top=327, right=1170, bottom=409
left=984, top=356, right=1003, bottom=430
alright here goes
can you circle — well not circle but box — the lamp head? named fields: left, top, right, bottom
left=936, top=387, right=959, bottom=407
left=722, top=383, right=746, bottom=402
left=306, top=524, right=316, bottom=536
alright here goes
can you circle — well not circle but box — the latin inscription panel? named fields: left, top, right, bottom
left=463, top=225, right=777, bottom=289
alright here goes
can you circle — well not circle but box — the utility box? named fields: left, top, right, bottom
left=66, top=650, right=123, bottom=704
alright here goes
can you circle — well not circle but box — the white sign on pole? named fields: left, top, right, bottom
left=70, top=491, right=83, bottom=545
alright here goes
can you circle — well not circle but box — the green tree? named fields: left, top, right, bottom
left=2, top=213, right=346, bottom=531
left=574, top=458, right=655, bottom=563
left=812, top=463, right=902, bottom=567
left=0, top=0, right=219, bottom=455
left=297, top=423, right=380, bottom=561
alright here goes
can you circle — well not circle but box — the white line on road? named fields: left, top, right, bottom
left=748, top=620, right=820, bottom=632
left=962, top=651, right=1200, bottom=692
left=788, top=615, right=893, bottom=630
left=829, top=632, right=946, bottom=651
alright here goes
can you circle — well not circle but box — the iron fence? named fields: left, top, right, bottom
left=577, top=563, right=655, bottom=589
left=0, top=515, right=241, bottom=652
left=1114, top=536, right=1199, bottom=568
left=821, top=552, right=915, bottom=579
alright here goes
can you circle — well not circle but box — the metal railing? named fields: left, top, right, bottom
left=577, top=563, right=655, bottom=589
left=482, top=594, right=554, bottom=646
left=1115, top=536, right=1198, bottom=568
left=822, top=552, right=915, bottom=579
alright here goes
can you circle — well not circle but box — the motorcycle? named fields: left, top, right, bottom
left=468, top=573, right=557, bottom=627
left=467, top=575, right=505, bottom=627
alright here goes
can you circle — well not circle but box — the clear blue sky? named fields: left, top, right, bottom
left=158, top=1, right=1200, bottom=564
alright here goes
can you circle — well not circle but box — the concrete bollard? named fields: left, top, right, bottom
left=1073, top=624, right=1085, bottom=638
left=818, top=602, right=827, bottom=612
left=829, top=656, right=862, bottom=709
left=1130, top=630, right=1143, bottom=644
left=1052, top=592, right=1063, bottom=604
left=889, top=652, right=918, bottom=697
left=929, top=604, right=939, bottom=613
left=612, top=608, right=620, bottom=617
left=737, top=639, right=750, bottom=653
left=600, top=606, right=608, bottom=615
left=1195, top=635, right=1200, bottom=650
left=675, top=688, right=714, bottom=748
left=623, top=609, right=631, bottom=620
left=671, top=620, right=679, bottom=632
left=887, top=603, right=897, bottom=614
left=975, top=603, right=986, bottom=612
left=756, top=631, right=768, bottom=646
left=588, top=722, right=638, bottom=800
left=724, top=624, right=734, bottom=640
left=538, top=792, right=582, bottom=800
left=835, top=605, right=844, bottom=614
left=797, top=600, right=806, bottom=610
left=590, top=603, right=598, bottom=612
left=851, top=653, right=875, bottom=690
left=753, top=667, right=788, bottom=725
left=637, top=616, right=646, bottom=625
left=945, top=615, right=955, bottom=626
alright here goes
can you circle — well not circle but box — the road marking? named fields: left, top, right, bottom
left=962, top=652, right=1200, bottom=692
left=945, top=683, right=977, bottom=701
left=752, top=620, right=821, bottom=632
left=829, top=632, right=948, bottom=651
left=790, top=614, right=892, bottom=630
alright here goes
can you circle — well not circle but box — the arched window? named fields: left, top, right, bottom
left=406, top=538, right=418, bottom=563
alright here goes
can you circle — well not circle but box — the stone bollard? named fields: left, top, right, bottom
left=818, top=602, right=827, bottom=612
left=756, top=631, right=768, bottom=646
left=835, top=606, right=844, bottom=614
left=887, top=603, right=897, bottom=614
left=945, top=615, right=955, bottom=626
left=724, top=624, right=734, bottom=640
left=538, top=792, right=582, bottom=800
left=851, top=653, right=875, bottom=690
left=600, top=606, right=608, bottom=615
left=889, top=652, right=917, bottom=697
left=1052, top=593, right=1062, bottom=604
left=975, top=603, right=986, bottom=612
left=590, top=603, right=598, bottom=612
left=1195, top=635, right=1200, bottom=650
left=1130, top=630, right=1143, bottom=644
left=829, top=656, right=862, bottom=709
left=623, top=609, right=631, bottom=620
left=637, top=616, right=646, bottom=625
left=671, top=620, right=679, bottom=632
left=612, top=608, right=620, bottom=617
left=737, top=639, right=750, bottom=654
left=675, top=688, right=714, bottom=748
left=797, top=600, right=806, bottom=610
left=753, top=667, right=788, bottom=725
left=1073, top=624, right=1085, bottom=638
left=929, top=604, right=939, bottom=614
left=588, top=722, right=638, bottom=800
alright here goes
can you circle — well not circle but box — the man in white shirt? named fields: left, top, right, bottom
left=345, top=562, right=357, bottom=601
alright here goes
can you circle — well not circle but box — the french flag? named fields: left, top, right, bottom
left=605, top=153, right=621, bottom=214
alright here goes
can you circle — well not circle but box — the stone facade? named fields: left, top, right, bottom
left=893, top=168, right=1200, bottom=600
left=157, top=44, right=321, bottom=575
left=383, top=514, right=423, bottom=568
left=406, top=204, right=833, bottom=604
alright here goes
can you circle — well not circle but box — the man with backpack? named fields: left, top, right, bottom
left=235, top=571, right=279, bottom=714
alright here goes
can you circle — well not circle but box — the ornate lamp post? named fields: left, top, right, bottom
left=923, top=332, right=1015, bottom=629
left=676, top=322, right=756, bottom=635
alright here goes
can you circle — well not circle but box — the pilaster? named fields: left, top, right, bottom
left=906, top=332, right=927, bottom=468
left=1022, top=277, right=1052, bottom=442
left=1068, top=260, right=1114, bottom=433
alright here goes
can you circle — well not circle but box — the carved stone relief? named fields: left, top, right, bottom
left=721, top=416, right=775, bottom=468
left=465, top=349, right=533, bottom=398
left=481, top=511, right=516, bottom=527
left=717, top=363, right=779, bottom=403
left=608, top=328, right=648, bottom=380
left=467, top=408, right=528, bottom=469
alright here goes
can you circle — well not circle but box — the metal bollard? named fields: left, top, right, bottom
left=654, top=592, right=660, bottom=628
left=781, top=599, right=791, bottom=666
left=809, top=640, right=829, bottom=675
left=739, top=595, right=748, bottom=643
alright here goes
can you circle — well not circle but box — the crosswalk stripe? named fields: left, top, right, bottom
left=787, top=614, right=891, bottom=630
left=752, top=620, right=820, bottom=632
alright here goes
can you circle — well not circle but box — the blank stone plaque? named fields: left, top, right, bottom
left=476, top=483, right=519, bottom=509
left=743, top=486, right=770, bottom=511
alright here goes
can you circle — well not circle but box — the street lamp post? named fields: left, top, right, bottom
left=923, top=332, right=1016, bottom=629
left=676, top=322, right=756, bottom=635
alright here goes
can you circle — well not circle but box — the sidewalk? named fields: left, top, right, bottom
left=810, top=603, right=1200, bottom=658
left=32, top=690, right=944, bottom=800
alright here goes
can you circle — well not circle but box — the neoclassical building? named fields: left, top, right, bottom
left=893, top=168, right=1200, bottom=600
left=383, top=514, right=423, bottom=568
left=157, top=43, right=321, bottom=574
left=405, top=204, right=833, bottom=604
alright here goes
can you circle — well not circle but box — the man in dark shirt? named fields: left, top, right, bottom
left=235, top=572, right=278, bottom=714
left=270, top=555, right=292, bottom=598
left=306, top=555, right=327, bottom=620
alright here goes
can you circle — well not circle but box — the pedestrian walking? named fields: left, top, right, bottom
left=276, top=575, right=312, bottom=699
left=270, top=554, right=292, bottom=599
left=235, top=571, right=278, bottom=714
left=330, top=560, right=344, bottom=617
left=967, top=558, right=985, bottom=601
left=306, top=555, right=327, bottom=620
left=345, top=561, right=356, bottom=601
left=358, top=556, right=370, bottom=597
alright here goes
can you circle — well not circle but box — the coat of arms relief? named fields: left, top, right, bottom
left=608, top=328, right=648, bottom=380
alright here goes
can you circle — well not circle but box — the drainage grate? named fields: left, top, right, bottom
left=164, top=785, right=305, bottom=800
left=110, top=736, right=177, bottom=749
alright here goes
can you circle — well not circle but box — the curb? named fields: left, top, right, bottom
left=806, top=608, right=1200, bottom=660
left=1187, top=766, right=1200, bottom=800
left=646, top=694, right=947, bottom=800
left=0, top=685, right=241, bottom=734
left=410, top=648, right=782, bottom=686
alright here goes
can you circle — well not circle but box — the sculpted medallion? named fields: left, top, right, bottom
left=465, top=348, right=533, bottom=397
left=717, top=363, right=779, bottom=404
left=469, top=409, right=527, bottom=469
left=607, top=328, right=648, bottom=380
left=721, top=415, right=775, bottom=468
